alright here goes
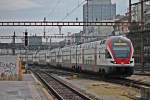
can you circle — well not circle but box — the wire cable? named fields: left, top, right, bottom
left=46, top=0, right=62, bottom=18
left=62, top=1, right=85, bottom=20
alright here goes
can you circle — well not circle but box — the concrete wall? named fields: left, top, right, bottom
left=0, top=55, right=21, bottom=80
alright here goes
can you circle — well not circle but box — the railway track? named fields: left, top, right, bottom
left=106, top=78, right=150, bottom=89
left=31, top=66, right=150, bottom=89
left=30, top=66, right=150, bottom=100
left=134, top=72, right=150, bottom=76
left=77, top=73, right=150, bottom=90
left=78, top=73, right=150, bottom=89
left=31, top=69, right=93, bottom=100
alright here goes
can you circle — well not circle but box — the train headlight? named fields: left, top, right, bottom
left=121, top=62, right=124, bottom=64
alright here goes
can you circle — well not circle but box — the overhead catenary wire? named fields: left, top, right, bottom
left=45, top=0, right=62, bottom=39
left=62, top=1, right=86, bottom=20
left=46, top=0, right=62, bottom=18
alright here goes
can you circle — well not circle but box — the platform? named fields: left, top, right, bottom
left=0, top=74, right=52, bottom=100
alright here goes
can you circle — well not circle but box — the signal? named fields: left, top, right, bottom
left=24, top=31, right=28, bottom=46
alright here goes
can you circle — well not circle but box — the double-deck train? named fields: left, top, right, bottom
left=26, top=36, right=134, bottom=77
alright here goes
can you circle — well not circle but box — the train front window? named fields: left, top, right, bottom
left=113, top=48, right=130, bottom=58
left=112, top=40, right=130, bottom=58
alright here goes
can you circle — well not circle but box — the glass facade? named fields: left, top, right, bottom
left=83, top=1, right=116, bottom=22
left=83, top=0, right=116, bottom=42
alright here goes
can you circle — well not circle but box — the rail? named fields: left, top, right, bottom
left=31, top=69, right=92, bottom=100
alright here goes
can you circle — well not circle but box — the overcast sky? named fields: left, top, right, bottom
left=0, top=0, right=139, bottom=20
left=0, top=0, right=140, bottom=42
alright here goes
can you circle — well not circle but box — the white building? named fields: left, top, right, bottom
left=83, top=0, right=116, bottom=22
left=83, top=20, right=114, bottom=42
left=83, top=0, right=116, bottom=42
left=131, top=1, right=150, bottom=22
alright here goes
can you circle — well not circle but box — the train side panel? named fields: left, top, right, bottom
left=47, top=36, right=134, bottom=77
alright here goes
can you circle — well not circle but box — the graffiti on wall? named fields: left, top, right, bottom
left=0, top=56, right=17, bottom=79
left=0, top=62, right=16, bottom=76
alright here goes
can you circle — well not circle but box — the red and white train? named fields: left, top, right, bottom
left=32, top=36, right=134, bottom=77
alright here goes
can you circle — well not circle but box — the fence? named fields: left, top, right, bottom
left=127, top=29, right=150, bottom=72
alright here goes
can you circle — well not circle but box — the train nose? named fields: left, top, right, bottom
left=115, top=58, right=130, bottom=64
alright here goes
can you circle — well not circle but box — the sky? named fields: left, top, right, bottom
left=0, top=0, right=139, bottom=20
left=0, top=0, right=140, bottom=42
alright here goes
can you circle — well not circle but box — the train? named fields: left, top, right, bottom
left=26, top=36, right=134, bottom=77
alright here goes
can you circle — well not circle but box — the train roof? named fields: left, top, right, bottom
left=49, top=36, right=130, bottom=51
left=107, top=36, right=131, bottom=42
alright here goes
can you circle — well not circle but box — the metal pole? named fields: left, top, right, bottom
left=141, top=0, right=144, bottom=22
left=86, top=0, right=89, bottom=42
left=86, top=0, right=89, bottom=23
left=76, top=44, right=77, bottom=68
left=25, top=47, right=27, bottom=65
left=59, top=26, right=61, bottom=34
left=129, top=0, right=132, bottom=23
left=141, top=0, right=144, bottom=73
left=13, top=31, right=15, bottom=55
left=44, top=17, right=46, bottom=38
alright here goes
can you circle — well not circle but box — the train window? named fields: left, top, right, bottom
left=100, top=41, right=103, bottom=45
left=100, top=40, right=106, bottom=45
left=73, top=54, right=75, bottom=59
left=105, top=49, right=111, bottom=58
left=57, top=55, right=61, bottom=58
left=92, top=43, right=94, bottom=48
left=99, top=51, right=101, bottom=58
left=103, top=40, right=106, bottom=43
left=83, top=45, right=84, bottom=49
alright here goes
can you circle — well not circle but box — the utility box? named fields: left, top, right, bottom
left=0, top=55, right=22, bottom=80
